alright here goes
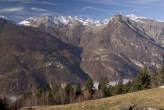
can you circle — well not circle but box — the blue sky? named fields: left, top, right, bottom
left=0, top=0, right=164, bottom=22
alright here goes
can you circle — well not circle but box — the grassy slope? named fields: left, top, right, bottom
left=22, top=88, right=164, bottom=110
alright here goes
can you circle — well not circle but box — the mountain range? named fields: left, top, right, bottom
left=19, top=15, right=110, bottom=27
left=18, top=14, right=164, bottom=80
left=0, top=14, right=164, bottom=98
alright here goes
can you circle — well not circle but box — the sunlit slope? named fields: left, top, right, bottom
left=21, top=88, right=164, bottom=110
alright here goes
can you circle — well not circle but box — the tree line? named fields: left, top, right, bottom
left=1, top=66, right=164, bottom=110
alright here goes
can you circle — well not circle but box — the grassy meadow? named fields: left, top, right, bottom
left=21, top=88, right=164, bottom=110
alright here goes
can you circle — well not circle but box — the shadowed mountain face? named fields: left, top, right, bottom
left=0, top=18, right=89, bottom=96
left=22, top=15, right=164, bottom=81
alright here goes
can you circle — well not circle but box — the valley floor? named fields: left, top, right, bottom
left=21, top=88, right=164, bottom=110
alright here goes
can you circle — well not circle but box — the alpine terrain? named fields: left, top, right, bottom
left=19, top=14, right=164, bottom=81
left=0, top=13, right=164, bottom=99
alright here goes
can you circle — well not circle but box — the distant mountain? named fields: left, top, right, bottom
left=0, top=18, right=89, bottom=97
left=19, top=14, right=163, bottom=28
left=19, top=15, right=110, bottom=27
left=0, top=15, right=8, bottom=19
left=18, top=14, right=164, bottom=81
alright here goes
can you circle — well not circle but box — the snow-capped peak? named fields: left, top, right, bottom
left=157, top=19, right=164, bottom=22
left=0, top=15, right=8, bottom=19
left=127, top=14, right=147, bottom=20
left=126, top=14, right=147, bottom=23
left=58, top=16, right=72, bottom=25
left=19, top=20, right=31, bottom=26
left=19, top=15, right=110, bottom=27
left=19, top=14, right=156, bottom=27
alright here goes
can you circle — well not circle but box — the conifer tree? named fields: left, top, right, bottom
left=114, top=77, right=124, bottom=95
left=76, top=82, right=82, bottom=96
left=0, top=98, right=8, bottom=110
left=45, top=83, right=51, bottom=93
left=65, top=83, right=73, bottom=95
left=65, top=83, right=74, bottom=103
left=36, top=84, right=42, bottom=97
left=159, top=65, right=164, bottom=85
left=98, top=76, right=108, bottom=96
left=53, top=83, right=59, bottom=95
left=133, top=67, right=151, bottom=90
left=86, top=79, right=94, bottom=94
left=123, top=81, right=132, bottom=93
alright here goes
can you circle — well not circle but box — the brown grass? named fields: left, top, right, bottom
left=21, top=88, right=164, bottom=110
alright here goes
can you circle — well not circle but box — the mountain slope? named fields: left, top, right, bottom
left=81, top=15, right=164, bottom=80
left=18, top=14, right=164, bottom=81
left=21, top=88, right=164, bottom=110
left=0, top=19, right=89, bottom=97
left=127, top=15, right=164, bottom=47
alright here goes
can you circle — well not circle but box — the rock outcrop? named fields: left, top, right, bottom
left=121, top=104, right=162, bottom=110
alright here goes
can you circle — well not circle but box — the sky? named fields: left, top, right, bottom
left=0, top=0, right=164, bottom=22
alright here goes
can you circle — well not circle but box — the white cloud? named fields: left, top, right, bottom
left=31, top=7, right=47, bottom=12
left=0, top=0, right=30, bottom=3
left=0, top=7, right=24, bottom=12
left=0, top=0, right=60, bottom=5
left=13, top=15, right=25, bottom=19
left=81, top=0, right=162, bottom=6
left=82, top=6, right=107, bottom=12
left=129, top=0, right=161, bottom=4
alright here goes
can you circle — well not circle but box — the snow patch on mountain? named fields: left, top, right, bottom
left=157, top=19, right=164, bottom=22
left=103, top=18, right=112, bottom=24
left=58, top=16, right=72, bottom=25
left=126, top=14, right=147, bottom=23
left=20, top=14, right=156, bottom=27
left=0, top=15, right=8, bottom=19
left=19, top=20, right=31, bottom=26
left=19, top=15, right=111, bottom=27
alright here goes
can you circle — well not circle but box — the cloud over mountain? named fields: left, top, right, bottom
left=0, top=7, right=24, bottom=12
